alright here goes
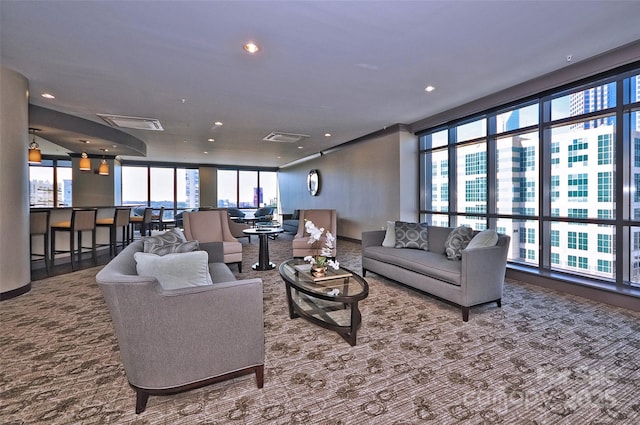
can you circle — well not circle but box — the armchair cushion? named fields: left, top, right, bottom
left=134, top=251, right=213, bottom=290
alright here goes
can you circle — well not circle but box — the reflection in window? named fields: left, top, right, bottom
left=419, top=69, right=638, bottom=288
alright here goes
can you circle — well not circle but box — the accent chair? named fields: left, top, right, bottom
left=182, top=210, right=243, bottom=272
left=292, top=209, right=337, bottom=258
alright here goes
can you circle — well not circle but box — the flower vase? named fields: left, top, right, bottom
left=311, top=265, right=327, bottom=278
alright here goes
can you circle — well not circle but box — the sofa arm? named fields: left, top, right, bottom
left=361, top=230, right=385, bottom=249
left=199, top=241, right=224, bottom=263
left=460, top=244, right=508, bottom=306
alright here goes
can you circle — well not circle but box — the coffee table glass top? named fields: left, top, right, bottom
left=279, top=259, right=368, bottom=300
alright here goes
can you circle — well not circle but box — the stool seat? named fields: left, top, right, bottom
left=51, top=220, right=72, bottom=228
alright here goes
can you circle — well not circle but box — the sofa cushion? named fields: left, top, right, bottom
left=142, top=228, right=187, bottom=254
left=134, top=250, right=213, bottom=290
left=382, top=221, right=396, bottom=247
left=467, top=229, right=499, bottom=249
left=444, top=226, right=474, bottom=260
left=394, top=221, right=429, bottom=250
left=364, top=246, right=462, bottom=285
left=145, top=240, right=200, bottom=256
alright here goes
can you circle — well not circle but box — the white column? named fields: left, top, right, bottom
left=0, top=67, right=31, bottom=297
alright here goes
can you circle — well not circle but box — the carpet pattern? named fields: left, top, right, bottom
left=1, top=234, right=639, bottom=424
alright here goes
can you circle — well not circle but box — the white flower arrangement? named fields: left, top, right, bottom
left=303, top=219, right=340, bottom=270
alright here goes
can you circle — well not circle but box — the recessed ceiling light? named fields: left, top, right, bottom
left=214, top=121, right=223, bottom=126
left=208, top=138, right=215, bottom=142
left=243, top=42, right=260, bottom=54
left=324, top=133, right=332, bottom=137
left=41, top=93, right=55, bottom=99
left=298, top=146, right=303, bottom=149
left=425, top=85, right=435, bottom=92
left=80, top=139, right=90, bottom=144
left=204, top=151, right=208, bottom=154
left=183, top=140, right=188, bottom=143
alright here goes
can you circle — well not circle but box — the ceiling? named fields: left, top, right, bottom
left=2, top=1, right=640, bottom=168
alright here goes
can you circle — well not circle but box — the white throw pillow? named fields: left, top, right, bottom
left=134, top=250, right=213, bottom=290
left=382, top=221, right=396, bottom=247
left=466, top=229, right=499, bottom=250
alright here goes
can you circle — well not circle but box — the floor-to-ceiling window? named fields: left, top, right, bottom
left=217, top=169, right=278, bottom=213
left=121, top=165, right=199, bottom=218
left=419, top=64, right=640, bottom=289
left=29, top=158, right=72, bottom=207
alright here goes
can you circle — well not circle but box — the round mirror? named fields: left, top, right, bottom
left=307, top=169, right=320, bottom=196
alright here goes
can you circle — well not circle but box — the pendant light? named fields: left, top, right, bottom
left=79, top=152, right=91, bottom=171
left=98, top=149, right=109, bottom=176
left=28, top=128, right=42, bottom=164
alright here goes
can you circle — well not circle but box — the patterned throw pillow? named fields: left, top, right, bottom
left=394, top=221, right=429, bottom=250
left=144, top=240, right=200, bottom=256
left=444, top=226, right=474, bottom=260
left=142, top=228, right=188, bottom=254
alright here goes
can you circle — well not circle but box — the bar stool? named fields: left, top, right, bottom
left=96, top=207, right=131, bottom=257
left=51, top=208, right=97, bottom=270
left=129, top=207, right=153, bottom=241
left=30, top=210, right=50, bottom=276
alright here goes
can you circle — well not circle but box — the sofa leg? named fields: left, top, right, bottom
left=496, top=298, right=502, bottom=308
left=135, top=390, right=150, bottom=414
left=255, top=364, right=264, bottom=388
left=461, top=307, right=469, bottom=322
left=237, top=261, right=242, bottom=273
left=362, top=269, right=367, bottom=277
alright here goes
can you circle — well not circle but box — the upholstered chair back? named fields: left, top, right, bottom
left=183, top=210, right=234, bottom=242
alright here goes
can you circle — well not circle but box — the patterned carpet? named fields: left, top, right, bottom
left=1, top=234, right=639, bottom=424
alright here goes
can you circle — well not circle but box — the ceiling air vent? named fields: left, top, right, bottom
left=97, top=113, right=164, bottom=131
left=263, top=131, right=310, bottom=143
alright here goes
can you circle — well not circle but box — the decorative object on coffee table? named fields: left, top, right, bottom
left=302, top=219, right=339, bottom=277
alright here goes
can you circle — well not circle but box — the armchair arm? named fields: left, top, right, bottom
left=361, top=230, right=385, bottom=249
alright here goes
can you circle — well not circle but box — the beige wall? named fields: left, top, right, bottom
left=71, top=157, right=116, bottom=207
left=199, top=166, right=218, bottom=208
left=0, top=67, right=31, bottom=295
left=278, top=128, right=417, bottom=240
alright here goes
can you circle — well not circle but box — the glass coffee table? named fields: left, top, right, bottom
left=279, top=259, right=369, bottom=346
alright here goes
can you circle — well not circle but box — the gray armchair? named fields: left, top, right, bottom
left=95, top=241, right=264, bottom=413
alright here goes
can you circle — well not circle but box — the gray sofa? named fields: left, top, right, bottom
left=362, top=226, right=510, bottom=321
left=95, top=240, right=264, bottom=413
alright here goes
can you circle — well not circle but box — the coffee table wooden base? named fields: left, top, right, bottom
left=279, top=259, right=369, bottom=346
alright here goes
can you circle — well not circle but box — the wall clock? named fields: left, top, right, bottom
left=307, top=169, right=320, bottom=196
